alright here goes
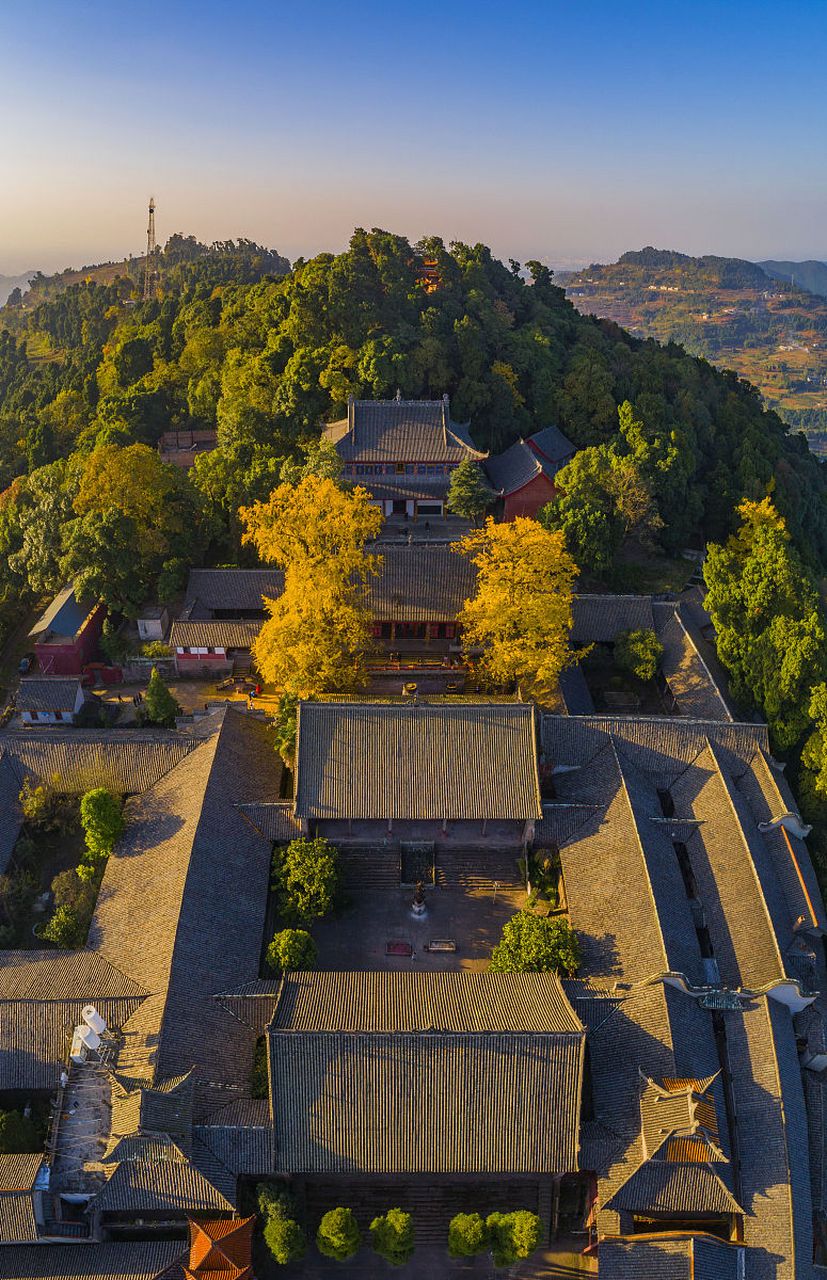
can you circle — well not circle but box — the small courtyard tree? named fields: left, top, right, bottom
left=257, top=1184, right=306, bottom=1266
left=448, top=1212, right=489, bottom=1258
left=274, top=837, right=339, bottom=926
left=486, top=1211, right=542, bottom=1267
left=615, top=628, right=663, bottom=682
left=143, top=666, right=181, bottom=727
left=266, top=928, right=317, bottom=974
left=369, top=1208, right=414, bottom=1266
left=316, top=1207, right=361, bottom=1261
left=490, top=911, right=580, bottom=975
left=80, top=787, right=125, bottom=862
left=446, top=459, right=495, bottom=523
left=454, top=517, right=578, bottom=698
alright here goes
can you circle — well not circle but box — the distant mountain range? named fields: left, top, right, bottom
left=0, top=270, right=38, bottom=306
left=760, top=259, right=827, bottom=299
left=559, top=248, right=827, bottom=452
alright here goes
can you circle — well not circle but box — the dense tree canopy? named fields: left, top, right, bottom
left=0, top=226, right=825, bottom=651
left=704, top=498, right=827, bottom=748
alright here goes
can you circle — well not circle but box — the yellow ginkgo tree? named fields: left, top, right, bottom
left=454, top=516, right=578, bottom=699
left=240, top=475, right=382, bottom=696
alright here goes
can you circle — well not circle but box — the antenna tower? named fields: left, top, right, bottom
left=142, top=197, right=157, bottom=300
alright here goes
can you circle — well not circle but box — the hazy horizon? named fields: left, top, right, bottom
left=2, top=1, right=826, bottom=276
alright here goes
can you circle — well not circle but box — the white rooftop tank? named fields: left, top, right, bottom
left=81, top=1005, right=106, bottom=1036
left=76, top=1024, right=100, bottom=1053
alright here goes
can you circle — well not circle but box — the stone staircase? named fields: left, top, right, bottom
left=338, top=844, right=401, bottom=890
left=435, top=847, right=524, bottom=891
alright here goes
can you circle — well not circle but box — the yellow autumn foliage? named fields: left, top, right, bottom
left=240, top=476, right=383, bottom=696
left=455, top=516, right=578, bottom=698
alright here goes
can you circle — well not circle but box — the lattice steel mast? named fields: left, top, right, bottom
left=142, top=197, right=157, bottom=300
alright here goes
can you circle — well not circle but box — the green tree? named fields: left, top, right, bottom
left=614, top=628, right=664, bottom=682
left=446, top=459, right=495, bottom=523
left=485, top=1211, right=542, bottom=1267
left=704, top=497, right=827, bottom=747
left=0, top=1109, right=41, bottom=1154
left=448, top=1213, right=489, bottom=1258
left=369, top=1208, right=414, bottom=1267
left=274, top=838, right=339, bottom=926
left=257, top=1185, right=307, bottom=1266
left=80, top=788, right=125, bottom=863
left=316, top=1207, right=361, bottom=1261
left=266, top=928, right=317, bottom=974
left=143, top=667, right=182, bottom=727
left=490, top=911, right=580, bottom=975
left=264, top=1214, right=307, bottom=1266
left=40, top=903, right=85, bottom=948
left=272, top=693, right=299, bottom=768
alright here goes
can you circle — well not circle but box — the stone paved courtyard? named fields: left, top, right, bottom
left=311, top=884, right=526, bottom=972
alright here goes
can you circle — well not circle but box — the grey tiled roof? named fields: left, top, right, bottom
left=0, top=752, right=23, bottom=874
left=170, top=619, right=263, bottom=649
left=16, top=678, right=82, bottom=713
left=0, top=952, right=147, bottom=1091
left=268, top=972, right=584, bottom=1175
left=529, top=425, right=576, bottom=464
left=570, top=594, right=655, bottom=644
left=653, top=601, right=731, bottom=721
left=0, top=728, right=198, bottom=795
left=237, top=802, right=303, bottom=843
left=606, top=1159, right=743, bottom=1214
left=90, top=708, right=281, bottom=1112
left=0, top=1153, right=41, bottom=1243
left=194, top=1098, right=273, bottom=1175
left=272, top=971, right=583, bottom=1033
left=361, top=476, right=451, bottom=502
left=327, top=399, right=486, bottom=463
left=183, top=567, right=284, bottom=615
left=94, top=1146, right=234, bottom=1213
left=598, top=1236, right=744, bottom=1280
left=294, top=700, right=542, bottom=821
left=366, top=545, right=477, bottom=621
left=0, top=1242, right=184, bottom=1279
left=214, top=980, right=282, bottom=1033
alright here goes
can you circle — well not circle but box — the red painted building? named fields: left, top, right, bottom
left=29, top=585, right=105, bottom=676
left=484, top=426, right=576, bottom=520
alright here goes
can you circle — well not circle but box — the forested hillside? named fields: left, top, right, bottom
left=561, top=247, right=827, bottom=452
left=0, top=227, right=825, bottom=648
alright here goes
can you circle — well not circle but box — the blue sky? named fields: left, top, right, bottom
left=1, top=0, right=826, bottom=272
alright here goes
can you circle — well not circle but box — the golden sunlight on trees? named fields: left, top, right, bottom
left=454, top=516, right=578, bottom=698
left=240, top=475, right=382, bottom=696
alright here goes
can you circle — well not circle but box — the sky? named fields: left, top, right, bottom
left=1, top=0, right=826, bottom=274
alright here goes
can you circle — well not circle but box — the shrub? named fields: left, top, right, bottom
left=448, top=1212, right=489, bottom=1258
left=316, top=1207, right=361, bottom=1260
left=257, top=1183, right=306, bottom=1265
left=485, top=1210, right=542, bottom=1268
left=80, top=787, right=125, bottom=862
left=52, top=867, right=96, bottom=917
left=274, top=837, right=339, bottom=926
left=273, top=693, right=299, bottom=767
left=140, top=640, right=172, bottom=658
left=0, top=1109, right=41, bottom=1154
left=40, top=903, right=85, bottom=949
left=264, top=1213, right=307, bottom=1265
left=490, top=911, right=580, bottom=975
left=18, top=778, right=56, bottom=828
left=614, top=628, right=663, bottom=682
left=143, top=666, right=181, bottom=727
left=369, top=1208, right=414, bottom=1266
left=266, top=927, right=317, bottom=974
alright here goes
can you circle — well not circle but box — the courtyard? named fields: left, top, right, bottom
left=310, top=883, right=527, bottom=973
